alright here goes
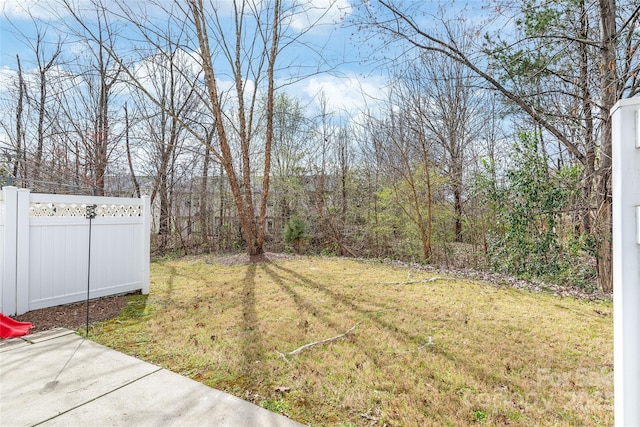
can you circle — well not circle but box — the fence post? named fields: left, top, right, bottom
left=15, top=188, right=31, bottom=315
left=612, top=98, right=640, bottom=427
left=1, top=186, right=18, bottom=315
left=142, top=195, right=150, bottom=295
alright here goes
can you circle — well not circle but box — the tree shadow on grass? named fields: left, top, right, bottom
left=259, top=262, right=343, bottom=332
left=269, top=262, right=423, bottom=347
left=265, top=262, right=511, bottom=400
left=241, top=263, right=265, bottom=376
left=116, top=293, right=150, bottom=321
left=158, top=264, right=177, bottom=307
left=260, top=262, right=422, bottom=379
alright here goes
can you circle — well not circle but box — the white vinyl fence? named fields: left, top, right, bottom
left=0, top=186, right=150, bottom=316
left=612, top=98, right=640, bottom=427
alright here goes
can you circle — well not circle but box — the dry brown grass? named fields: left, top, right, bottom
left=91, top=256, right=612, bottom=426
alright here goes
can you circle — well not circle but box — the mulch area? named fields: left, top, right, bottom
left=12, top=293, right=133, bottom=334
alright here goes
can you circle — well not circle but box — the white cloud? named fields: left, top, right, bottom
left=285, top=0, right=352, bottom=32
left=0, top=64, right=77, bottom=98
left=298, top=73, right=386, bottom=119
left=123, top=47, right=261, bottom=114
left=0, top=67, right=16, bottom=93
left=1, top=0, right=80, bottom=20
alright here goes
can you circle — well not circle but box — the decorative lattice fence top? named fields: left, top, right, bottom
left=29, top=203, right=143, bottom=217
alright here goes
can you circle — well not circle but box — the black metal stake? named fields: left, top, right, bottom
left=85, top=204, right=97, bottom=337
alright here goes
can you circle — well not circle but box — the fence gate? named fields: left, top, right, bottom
left=612, top=98, right=640, bottom=427
left=0, top=187, right=150, bottom=316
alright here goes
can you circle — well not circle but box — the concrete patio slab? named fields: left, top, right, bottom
left=0, top=336, right=30, bottom=352
left=40, top=368, right=298, bottom=427
left=0, top=329, right=304, bottom=427
left=22, top=327, right=76, bottom=343
left=0, top=329, right=74, bottom=353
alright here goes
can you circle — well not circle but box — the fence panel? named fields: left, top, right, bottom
left=1, top=187, right=149, bottom=316
left=1, top=187, right=19, bottom=315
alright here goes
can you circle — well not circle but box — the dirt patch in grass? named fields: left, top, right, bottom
left=206, top=252, right=301, bottom=266
left=47, top=256, right=614, bottom=426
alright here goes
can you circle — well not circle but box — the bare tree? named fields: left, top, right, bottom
left=310, top=119, right=355, bottom=257
left=336, top=126, right=351, bottom=253
left=187, top=0, right=282, bottom=256
left=352, top=112, right=387, bottom=257
left=401, top=50, right=484, bottom=243
left=13, top=55, right=27, bottom=180
left=270, top=93, right=310, bottom=246
left=32, top=31, right=62, bottom=185
left=91, top=10, right=122, bottom=195
left=0, top=54, right=29, bottom=183
left=377, top=98, right=435, bottom=261
left=132, top=47, right=199, bottom=251
left=123, top=103, right=140, bottom=198
left=308, top=92, right=335, bottom=251
left=198, top=129, right=215, bottom=251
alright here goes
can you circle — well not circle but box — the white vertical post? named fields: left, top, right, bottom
left=142, top=195, right=150, bottom=295
left=1, top=186, right=18, bottom=315
left=612, top=98, right=640, bottom=427
left=15, top=188, right=31, bottom=315
left=0, top=189, right=2, bottom=313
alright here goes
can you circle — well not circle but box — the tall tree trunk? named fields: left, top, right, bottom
left=159, top=174, right=170, bottom=252
left=255, top=0, right=280, bottom=256
left=218, top=163, right=225, bottom=251
left=452, top=156, right=463, bottom=243
left=199, top=142, right=211, bottom=251
left=595, top=0, right=617, bottom=293
left=94, top=37, right=115, bottom=197
left=34, top=67, right=47, bottom=184
left=419, top=134, right=433, bottom=260
left=453, top=185, right=463, bottom=243
left=340, top=131, right=348, bottom=255
left=189, top=0, right=281, bottom=257
left=579, top=0, right=596, bottom=235
left=124, top=103, right=141, bottom=198
left=94, top=106, right=108, bottom=196
left=14, top=54, right=24, bottom=180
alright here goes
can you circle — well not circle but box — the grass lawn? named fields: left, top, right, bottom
left=90, top=256, right=612, bottom=426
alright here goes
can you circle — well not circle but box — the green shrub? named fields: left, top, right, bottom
left=283, top=215, right=307, bottom=253
left=475, top=132, right=595, bottom=288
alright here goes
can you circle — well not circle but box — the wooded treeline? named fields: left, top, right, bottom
left=0, top=0, right=638, bottom=291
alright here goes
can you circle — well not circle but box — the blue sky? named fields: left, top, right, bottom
left=0, top=0, right=388, bottom=120
left=0, top=0, right=490, bottom=122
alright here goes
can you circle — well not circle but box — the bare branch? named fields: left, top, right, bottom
left=285, top=323, right=359, bottom=356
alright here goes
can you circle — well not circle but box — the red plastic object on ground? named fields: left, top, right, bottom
left=0, top=313, right=32, bottom=339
